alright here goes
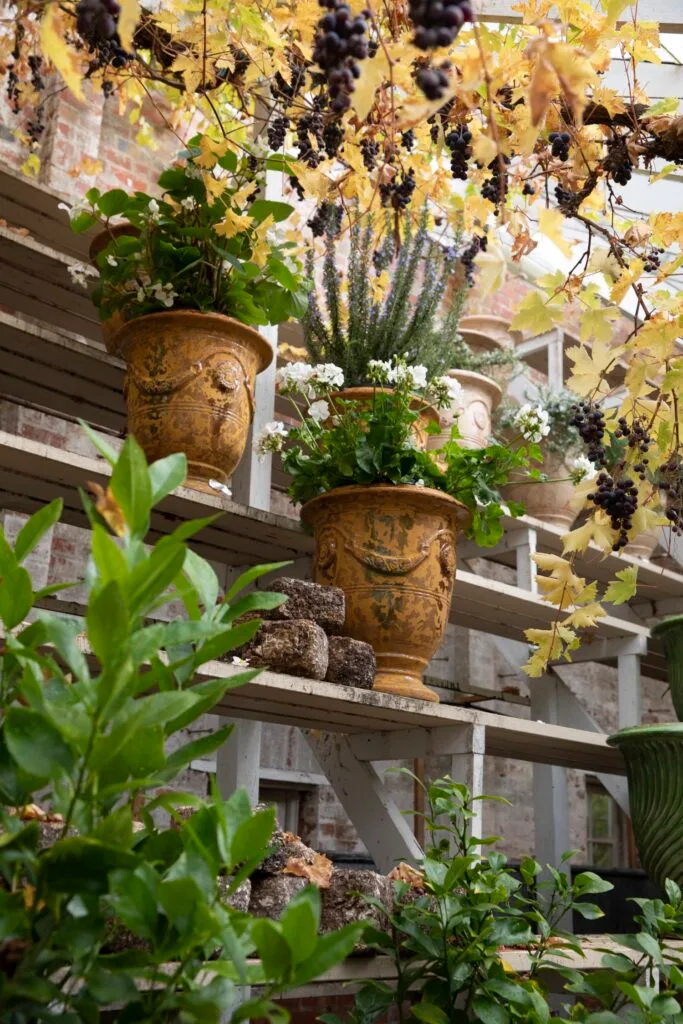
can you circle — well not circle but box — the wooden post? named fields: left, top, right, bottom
left=530, top=677, right=571, bottom=874
left=617, top=653, right=642, bottom=729
left=216, top=720, right=262, bottom=806
left=449, top=723, right=486, bottom=845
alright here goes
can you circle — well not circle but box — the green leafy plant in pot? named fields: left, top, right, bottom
left=258, top=357, right=536, bottom=702
left=62, top=133, right=308, bottom=494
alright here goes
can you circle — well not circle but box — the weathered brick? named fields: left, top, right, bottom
left=260, top=578, right=345, bottom=632
left=325, top=636, right=375, bottom=689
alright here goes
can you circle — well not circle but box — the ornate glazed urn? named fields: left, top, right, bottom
left=427, top=369, right=501, bottom=451
left=115, top=311, right=272, bottom=491
left=503, top=440, right=576, bottom=530
left=301, top=484, right=470, bottom=702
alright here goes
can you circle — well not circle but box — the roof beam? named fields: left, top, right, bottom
left=474, top=0, right=683, bottom=33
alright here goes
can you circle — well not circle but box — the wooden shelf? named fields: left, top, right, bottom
left=0, top=168, right=90, bottom=259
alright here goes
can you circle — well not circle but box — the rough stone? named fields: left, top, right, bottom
left=249, top=874, right=308, bottom=918
left=320, top=869, right=391, bottom=949
left=239, top=620, right=329, bottom=680
left=257, top=829, right=320, bottom=876
left=217, top=876, right=252, bottom=913
left=260, top=577, right=345, bottom=633
left=325, top=636, right=376, bottom=689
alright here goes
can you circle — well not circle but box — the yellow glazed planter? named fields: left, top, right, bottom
left=301, top=484, right=470, bottom=702
left=115, top=311, right=272, bottom=491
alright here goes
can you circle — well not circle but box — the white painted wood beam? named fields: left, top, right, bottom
left=474, top=0, right=683, bottom=32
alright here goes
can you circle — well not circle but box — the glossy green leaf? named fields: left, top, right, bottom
left=5, top=707, right=73, bottom=778
left=14, top=499, right=63, bottom=564
left=110, top=435, right=152, bottom=537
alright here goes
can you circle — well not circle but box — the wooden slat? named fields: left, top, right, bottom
left=0, top=169, right=90, bottom=259
left=473, top=0, right=682, bottom=31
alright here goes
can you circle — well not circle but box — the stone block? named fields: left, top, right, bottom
left=320, top=869, right=391, bottom=948
left=257, top=829, right=320, bottom=876
left=325, top=636, right=375, bottom=689
left=217, top=876, right=252, bottom=913
left=249, top=874, right=308, bottom=918
left=261, top=577, right=345, bottom=633
left=239, top=620, right=329, bottom=680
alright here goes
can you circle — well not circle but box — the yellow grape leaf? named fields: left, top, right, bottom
left=610, top=259, right=644, bottom=305
left=510, top=291, right=565, bottom=336
left=473, top=238, right=507, bottom=298
left=532, top=553, right=572, bottom=575
left=21, top=154, right=40, bottom=178
left=118, top=0, right=139, bottom=51
left=538, top=207, right=575, bottom=259
left=566, top=339, right=615, bottom=396
left=40, top=5, right=85, bottom=101
left=574, top=579, right=599, bottom=606
left=524, top=624, right=579, bottom=676
left=579, top=303, right=620, bottom=345
left=215, top=209, right=253, bottom=238
left=473, top=134, right=498, bottom=167
left=603, top=565, right=638, bottom=606
left=563, top=602, right=606, bottom=629
left=351, top=51, right=389, bottom=122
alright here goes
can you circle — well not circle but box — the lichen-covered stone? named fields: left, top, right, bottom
left=240, top=620, right=329, bottom=679
left=217, top=876, right=251, bottom=913
left=257, top=829, right=319, bottom=875
left=320, top=869, right=391, bottom=949
left=249, top=874, right=307, bottom=918
left=260, top=577, right=345, bottom=633
left=325, top=636, right=376, bottom=689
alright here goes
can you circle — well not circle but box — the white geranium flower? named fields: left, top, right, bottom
left=58, top=198, right=91, bottom=221
left=147, top=198, right=161, bottom=220
left=254, top=420, right=289, bottom=457
left=390, top=362, right=429, bottom=390
left=67, top=261, right=98, bottom=288
left=276, top=361, right=315, bottom=397
left=308, top=399, right=330, bottom=424
left=430, top=375, right=464, bottom=410
left=106, top=254, right=118, bottom=267
left=231, top=655, right=250, bottom=666
left=312, top=363, right=344, bottom=390
left=513, top=403, right=551, bottom=443
left=415, top=479, right=425, bottom=487
left=151, top=282, right=178, bottom=307
left=180, top=195, right=198, bottom=210
left=367, top=359, right=392, bottom=384
left=571, top=454, right=598, bottom=483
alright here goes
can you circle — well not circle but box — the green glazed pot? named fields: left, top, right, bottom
left=652, top=615, right=683, bottom=722
left=608, top=723, right=683, bottom=888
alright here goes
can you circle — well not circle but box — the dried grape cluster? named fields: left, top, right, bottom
left=460, top=234, right=487, bottom=286
left=569, top=402, right=607, bottom=467
left=605, top=135, right=633, bottom=187
left=323, top=119, right=344, bottom=157
left=660, top=459, right=683, bottom=536
left=409, top=0, right=474, bottom=49
left=75, top=0, right=131, bottom=68
left=308, top=201, right=343, bottom=237
left=643, top=247, right=665, bottom=273
left=267, top=114, right=289, bottom=151
left=401, top=129, right=415, bottom=152
left=380, top=168, right=417, bottom=209
left=312, top=0, right=369, bottom=114
left=587, top=472, right=640, bottom=550
left=296, top=105, right=325, bottom=167
left=361, top=138, right=380, bottom=170
left=416, top=63, right=450, bottom=101
left=481, top=155, right=510, bottom=212
left=445, top=125, right=472, bottom=180
left=615, top=415, right=652, bottom=458
left=548, top=131, right=570, bottom=161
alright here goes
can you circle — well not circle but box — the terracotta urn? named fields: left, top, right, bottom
left=608, top=724, right=683, bottom=888
left=458, top=315, right=514, bottom=354
left=89, top=224, right=140, bottom=355
left=427, top=369, right=501, bottom=451
left=330, top=387, right=439, bottom=450
left=301, top=484, right=470, bottom=702
left=503, top=441, right=576, bottom=530
left=115, top=311, right=272, bottom=491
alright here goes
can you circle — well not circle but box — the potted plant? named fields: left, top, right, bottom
left=258, top=357, right=533, bottom=703
left=427, top=333, right=519, bottom=452
left=496, top=388, right=586, bottom=530
left=60, top=134, right=308, bottom=493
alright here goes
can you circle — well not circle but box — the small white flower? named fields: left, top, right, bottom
left=513, top=403, right=551, bottom=443
left=308, top=399, right=330, bottom=424
left=430, top=375, right=464, bottom=410
left=231, top=655, right=250, bottom=667
left=106, top=254, right=118, bottom=267
left=276, top=361, right=315, bottom=397
left=185, top=163, right=204, bottom=180
left=151, top=282, right=178, bottom=307
left=367, top=359, right=393, bottom=384
left=415, top=479, right=425, bottom=487
left=180, top=195, right=197, bottom=210
left=311, top=363, right=344, bottom=391
left=147, top=198, right=161, bottom=220
left=67, top=261, right=98, bottom=288
left=571, top=454, right=598, bottom=483
left=58, top=198, right=91, bottom=221
left=136, top=286, right=146, bottom=302
left=389, top=362, right=429, bottom=391
left=254, top=420, right=289, bottom=457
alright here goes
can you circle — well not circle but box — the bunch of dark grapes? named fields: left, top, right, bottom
left=323, top=119, right=344, bottom=158
left=409, top=0, right=473, bottom=49
left=445, top=125, right=471, bottom=180
left=569, top=402, right=607, bottom=467
left=460, top=234, right=487, bottom=286
left=416, top=62, right=450, bottom=100
left=644, top=247, right=665, bottom=273
left=548, top=130, right=570, bottom=161
left=380, top=168, right=416, bottom=210
left=360, top=137, right=379, bottom=170
left=616, top=416, right=652, bottom=458
left=427, top=98, right=454, bottom=142
left=289, top=175, right=305, bottom=202
left=296, top=106, right=325, bottom=167
left=271, top=53, right=308, bottom=103
left=605, top=135, right=633, bottom=186
left=76, top=0, right=119, bottom=46
left=308, top=201, right=343, bottom=237
left=312, top=0, right=368, bottom=115
left=401, top=129, right=415, bottom=152
left=267, top=115, right=289, bottom=151
left=659, top=459, right=683, bottom=536
left=481, top=155, right=510, bottom=212
left=27, top=106, right=46, bottom=144
left=555, top=182, right=579, bottom=212
left=587, top=472, right=639, bottom=550
left=522, top=181, right=535, bottom=196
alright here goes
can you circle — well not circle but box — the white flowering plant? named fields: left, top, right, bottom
left=496, top=388, right=583, bottom=459
left=258, top=358, right=536, bottom=546
left=62, top=133, right=308, bottom=327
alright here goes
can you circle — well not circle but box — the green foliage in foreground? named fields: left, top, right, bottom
left=0, top=432, right=363, bottom=1023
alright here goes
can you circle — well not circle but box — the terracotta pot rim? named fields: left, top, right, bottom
left=446, top=368, right=503, bottom=399
left=88, top=223, right=140, bottom=261
left=301, top=483, right=471, bottom=530
left=651, top=615, right=683, bottom=637
left=608, top=722, right=683, bottom=746
left=114, top=310, right=273, bottom=371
